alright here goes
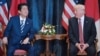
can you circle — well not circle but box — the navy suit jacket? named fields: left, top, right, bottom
left=4, top=16, right=34, bottom=45
left=68, top=16, right=97, bottom=46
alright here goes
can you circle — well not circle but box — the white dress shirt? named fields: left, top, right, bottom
left=78, top=15, right=85, bottom=33
left=20, top=16, right=26, bottom=25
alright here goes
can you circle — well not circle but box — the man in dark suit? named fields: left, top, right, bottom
left=68, top=4, right=97, bottom=56
left=2, top=3, right=34, bottom=56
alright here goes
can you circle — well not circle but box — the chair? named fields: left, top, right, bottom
left=14, top=49, right=27, bottom=56
left=1, top=25, right=7, bottom=56
left=77, top=51, right=87, bottom=56
left=77, top=39, right=98, bottom=56
left=14, top=38, right=35, bottom=56
left=2, top=25, right=27, bottom=56
left=67, top=38, right=97, bottom=56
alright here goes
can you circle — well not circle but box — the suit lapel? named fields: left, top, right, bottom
left=16, top=16, right=21, bottom=34
left=23, top=18, right=29, bottom=31
left=18, top=16, right=29, bottom=33
left=72, top=18, right=79, bottom=39
left=83, top=16, right=88, bottom=37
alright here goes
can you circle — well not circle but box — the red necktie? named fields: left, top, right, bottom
left=78, top=19, right=84, bottom=43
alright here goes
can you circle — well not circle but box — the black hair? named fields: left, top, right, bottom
left=18, top=3, right=28, bottom=11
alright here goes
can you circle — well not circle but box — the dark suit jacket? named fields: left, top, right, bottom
left=4, top=16, right=34, bottom=45
left=68, top=16, right=97, bottom=46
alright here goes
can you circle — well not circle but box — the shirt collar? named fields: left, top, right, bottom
left=80, top=15, right=84, bottom=20
left=19, top=16, right=26, bottom=21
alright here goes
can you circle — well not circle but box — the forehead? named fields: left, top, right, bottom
left=75, top=8, right=84, bottom=11
left=21, top=5, right=28, bottom=8
left=74, top=5, right=85, bottom=10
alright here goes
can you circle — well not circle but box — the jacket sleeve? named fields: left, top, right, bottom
left=68, top=19, right=79, bottom=45
left=87, top=19, right=97, bottom=46
left=3, top=18, right=13, bottom=38
left=28, top=20, right=35, bottom=41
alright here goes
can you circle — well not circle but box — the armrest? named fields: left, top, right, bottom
left=2, top=43, right=7, bottom=56
left=94, top=39, right=98, bottom=43
left=30, top=39, right=35, bottom=46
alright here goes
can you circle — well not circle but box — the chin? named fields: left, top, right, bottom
left=24, top=15, right=28, bottom=17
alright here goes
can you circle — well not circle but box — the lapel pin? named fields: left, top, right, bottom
left=86, top=21, right=88, bottom=23
left=27, top=22, right=29, bottom=24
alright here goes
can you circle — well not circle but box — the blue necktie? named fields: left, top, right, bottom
left=20, top=20, right=24, bottom=33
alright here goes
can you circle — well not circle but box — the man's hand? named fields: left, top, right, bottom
left=81, top=43, right=89, bottom=52
left=0, top=29, right=2, bottom=32
left=22, top=38, right=29, bottom=44
left=2, top=37, right=8, bottom=44
left=76, top=43, right=82, bottom=51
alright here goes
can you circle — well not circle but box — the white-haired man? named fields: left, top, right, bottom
left=68, top=4, right=97, bottom=56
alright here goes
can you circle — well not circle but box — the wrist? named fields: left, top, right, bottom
left=26, top=37, right=29, bottom=39
left=86, top=43, right=89, bottom=47
left=4, top=37, right=7, bottom=38
left=75, top=43, right=79, bottom=46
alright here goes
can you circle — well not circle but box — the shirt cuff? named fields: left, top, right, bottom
left=86, top=43, right=89, bottom=47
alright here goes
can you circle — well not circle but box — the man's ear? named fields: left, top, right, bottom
left=74, top=11, right=76, bottom=14
left=18, top=10, right=21, bottom=14
left=84, top=11, right=85, bottom=14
